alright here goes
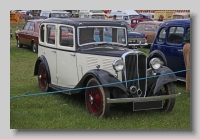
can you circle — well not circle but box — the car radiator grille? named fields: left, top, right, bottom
left=123, top=53, right=147, bottom=96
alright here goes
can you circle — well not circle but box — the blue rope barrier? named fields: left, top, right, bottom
left=10, top=69, right=190, bottom=99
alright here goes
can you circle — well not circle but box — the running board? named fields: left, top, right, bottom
left=49, top=84, right=80, bottom=95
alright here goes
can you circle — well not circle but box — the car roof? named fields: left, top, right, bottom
left=27, top=19, right=44, bottom=22
left=131, top=18, right=152, bottom=20
left=137, top=21, right=163, bottom=25
left=159, top=19, right=190, bottom=28
left=41, top=18, right=127, bottom=27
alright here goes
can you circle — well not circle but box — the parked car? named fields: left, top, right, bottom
left=33, top=18, right=181, bottom=118
left=131, top=18, right=153, bottom=28
left=133, top=21, right=163, bottom=46
left=15, top=19, right=44, bottom=53
left=112, top=19, right=148, bottom=48
left=148, top=19, right=190, bottom=81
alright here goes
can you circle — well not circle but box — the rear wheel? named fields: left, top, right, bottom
left=32, top=42, right=38, bottom=53
left=38, top=62, right=50, bottom=92
left=85, top=78, right=110, bottom=118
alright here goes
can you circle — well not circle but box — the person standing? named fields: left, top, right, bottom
left=113, top=15, right=117, bottom=20
left=158, top=14, right=164, bottom=21
left=183, top=28, right=190, bottom=93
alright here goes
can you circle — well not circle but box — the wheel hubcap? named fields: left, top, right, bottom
left=89, top=95, right=94, bottom=104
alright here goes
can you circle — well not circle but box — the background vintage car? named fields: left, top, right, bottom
left=109, top=19, right=148, bottom=48
left=133, top=21, right=163, bottom=46
left=15, top=19, right=43, bottom=53
left=148, top=19, right=190, bottom=81
left=131, top=17, right=153, bottom=28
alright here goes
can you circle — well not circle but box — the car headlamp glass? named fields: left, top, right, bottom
left=149, top=58, right=161, bottom=70
left=112, top=59, right=124, bottom=72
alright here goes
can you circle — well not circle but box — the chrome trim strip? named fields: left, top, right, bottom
left=121, top=50, right=147, bottom=89
left=106, top=93, right=181, bottom=104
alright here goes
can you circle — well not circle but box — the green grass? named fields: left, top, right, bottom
left=10, top=23, right=190, bottom=130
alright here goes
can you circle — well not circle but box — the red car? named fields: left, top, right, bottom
left=15, top=19, right=43, bottom=53
left=131, top=18, right=153, bottom=28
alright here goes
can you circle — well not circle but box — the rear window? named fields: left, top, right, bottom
left=144, top=24, right=155, bottom=31
left=134, top=24, right=145, bottom=31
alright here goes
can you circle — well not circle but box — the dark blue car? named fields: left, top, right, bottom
left=148, top=19, right=190, bottom=81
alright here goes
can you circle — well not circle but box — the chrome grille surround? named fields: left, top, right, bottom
left=121, top=50, right=147, bottom=97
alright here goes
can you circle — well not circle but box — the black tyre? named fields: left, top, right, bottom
left=85, top=78, right=110, bottom=118
left=38, top=62, right=50, bottom=92
left=158, top=82, right=176, bottom=112
left=17, top=38, right=23, bottom=48
left=32, top=42, right=38, bottom=53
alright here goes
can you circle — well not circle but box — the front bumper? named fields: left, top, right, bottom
left=106, top=92, right=181, bottom=104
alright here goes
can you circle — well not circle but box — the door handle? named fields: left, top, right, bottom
left=178, top=49, right=183, bottom=52
left=51, top=50, right=56, bottom=53
left=70, top=54, right=75, bottom=57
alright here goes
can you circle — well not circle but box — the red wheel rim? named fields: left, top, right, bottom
left=38, top=66, right=47, bottom=89
left=87, top=84, right=102, bottom=115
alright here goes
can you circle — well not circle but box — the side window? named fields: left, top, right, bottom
left=157, top=28, right=166, bottom=43
left=59, top=26, right=74, bottom=47
left=28, top=22, right=34, bottom=31
left=168, top=26, right=184, bottom=44
left=134, top=24, right=145, bottom=31
left=23, top=22, right=30, bottom=30
left=40, top=24, right=45, bottom=42
left=46, top=25, right=56, bottom=45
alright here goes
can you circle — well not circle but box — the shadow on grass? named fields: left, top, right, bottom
left=52, top=89, right=164, bottom=118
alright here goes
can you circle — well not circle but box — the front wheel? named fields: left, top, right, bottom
left=17, top=38, right=23, bottom=48
left=158, top=82, right=176, bottom=112
left=38, top=62, right=50, bottom=92
left=85, top=78, right=110, bottom=118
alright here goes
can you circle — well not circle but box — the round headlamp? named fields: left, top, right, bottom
left=149, top=58, right=161, bottom=70
left=112, top=59, right=124, bottom=72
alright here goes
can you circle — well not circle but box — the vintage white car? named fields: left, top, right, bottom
left=34, top=18, right=181, bottom=118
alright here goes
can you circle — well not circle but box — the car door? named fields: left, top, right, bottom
left=18, top=21, right=30, bottom=44
left=56, top=24, right=78, bottom=88
left=153, top=26, right=186, bottom=79
left=26, top=21, right=35, bottom=46
left=39, top=23, right=57, bottom=84
left=163, top=26, right=187, bottom=78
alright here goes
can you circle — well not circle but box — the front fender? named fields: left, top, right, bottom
left=147, top=50, right=167, bottom=67
left=151, top=66, right=177, bottom=94
left=33, top=55, right=51, bottom=83
left=75, top=69, right=128, bottom=94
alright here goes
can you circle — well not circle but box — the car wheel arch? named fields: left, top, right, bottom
left=34, top=55, right=51, bottom=84
left=75, top=69, right=128, bottom=96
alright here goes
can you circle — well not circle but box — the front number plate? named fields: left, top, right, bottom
left=133, top=100, right=163, bottom=111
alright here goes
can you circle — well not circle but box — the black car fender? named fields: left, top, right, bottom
left=147, top=50, right=167, bottom=68
left=148, top=66, right=177, bottom=95
left=34, top=55, right=51, bottom=84
left=75, top=69, right=128, bottom=95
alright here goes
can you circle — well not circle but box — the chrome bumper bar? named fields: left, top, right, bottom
left=106, top=92, right=181, bottom=104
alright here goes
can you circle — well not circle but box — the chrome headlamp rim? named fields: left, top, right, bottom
left=112, top=59, right=124, bottom=72
left=149, top=58, right=161, bottom=70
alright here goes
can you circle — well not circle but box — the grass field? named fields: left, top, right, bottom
left=10, top=22, right=190, bottom=130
